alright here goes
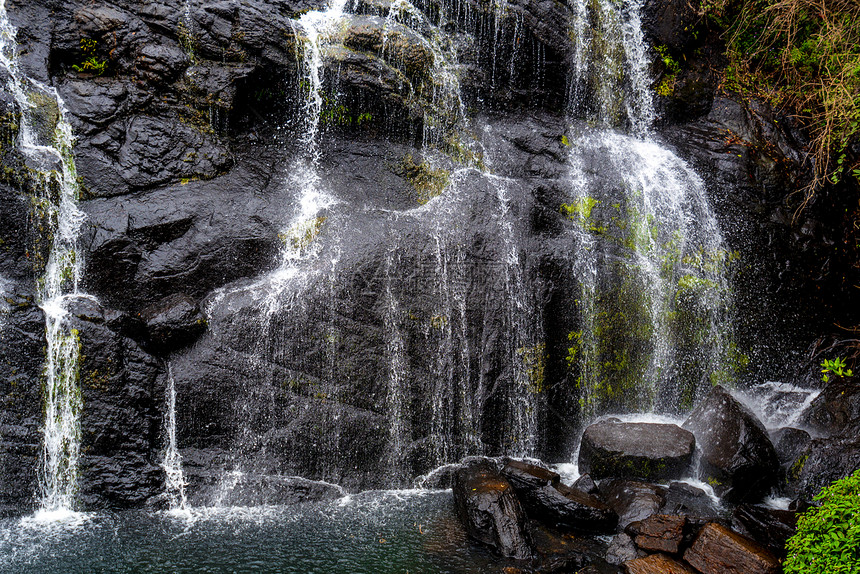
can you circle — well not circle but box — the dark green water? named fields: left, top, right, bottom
left=0, top=490, right=502, bottom=574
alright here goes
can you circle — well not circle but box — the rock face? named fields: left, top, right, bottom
left=683, top=522, right=781, bottom=574
left=682, top=386, right=779, bottom=503
left=731, top=504, right=797, bottom=559
left=0, top=0, right=842, bottom=516
left=578, top=420, right=695, bottom=481
left=452, top=459, right=533, bottom=560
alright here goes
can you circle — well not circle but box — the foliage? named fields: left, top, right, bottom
left=71, top=38, right=107, bottom=76
left=702, top=0, right=860, bottom=207
left=784, top=469, right=860, bottom=573
left=654, top=44, right=680, bottom=96
left=820, top=356, right=854, bottom=382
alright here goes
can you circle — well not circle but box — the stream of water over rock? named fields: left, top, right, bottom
left=0, top=0, right=92, bottom=519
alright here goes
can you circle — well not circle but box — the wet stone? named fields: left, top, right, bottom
left=578, top=420, right=695, bottom=481
left=683, top=522, right=781, bottom=574
left=452, top=459, right=533, bottom=560
left=624, top=553, right=696, bottom=574
left=731, top=504, right=797, bottom=558
left=605, top=533, right=642, bottom=565
left=601, top=480, right=666, bottom=528
left=682, top=386, right=779, bottom=503
left=626, top=514, right=686, bottom=554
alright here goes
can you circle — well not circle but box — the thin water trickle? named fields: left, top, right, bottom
left=162, top=364, right=188, bottom=511
left=1, top=0, right=90, bottom=515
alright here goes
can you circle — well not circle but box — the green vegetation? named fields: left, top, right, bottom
left=518, top=343, right=547, bottom=394
left=71, top=39, right=107, bottom=76
left=702, top=0, right=860, bottom=204
left=654, top=44, right=680, bottom=96
left=784, top=469, right=860, bottom=573
left=820, top=356, right=854, bottom=382
left=400, top=154, right=450, bottom=204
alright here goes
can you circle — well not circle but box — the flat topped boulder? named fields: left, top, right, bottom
left=578, top=420, right=696, bottom=481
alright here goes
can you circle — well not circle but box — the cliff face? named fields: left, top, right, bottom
left=0, top=0, right=847, bottom=513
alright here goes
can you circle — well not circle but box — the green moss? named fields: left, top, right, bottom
left=400, top=154, right=450, bottom=204
left=518, top=343, right=547, bottom=394
left=279, top=216, right=327, bottom=252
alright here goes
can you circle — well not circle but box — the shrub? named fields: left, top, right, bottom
left=784, top=468, right=860, bottom=573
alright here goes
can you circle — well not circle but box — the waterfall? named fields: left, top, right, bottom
left=567, top=0, right=654, bottom=134
left=162, top=364, right=188, bottom=511
left=1, top=0, right=90, bottom=515
left=564, top=3, right=735, bottom=419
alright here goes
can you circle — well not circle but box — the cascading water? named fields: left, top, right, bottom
left=563, top=0, right=736, bottom=420
left=0, top=0, right=89, bottom=516
left=162, top=364, right=188, bottom=512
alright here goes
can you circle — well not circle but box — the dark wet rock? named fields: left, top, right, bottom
left=577, top=562, right=624, bottom=574
left=770, top=426, right=812, bottom=468
left=731, top=504, right=797, bottom=559
left=624, top=553, right=696, bottom=574
left=626, top=514, right=686, bottom=554
left=682, top=386, right=779, bottom=503
left=601, top=480, right=666, bottom=528
left=502, top=458, right=618, bottom=534
left=342, top=16, right=433, bottom=80
left=452, top=458, right=533, bottom=560
left=527, top=520, right=593, bottom=572
left=135, top=42, right=189, bottom=85
left=573, top=473, right=599, bottom=495
left=683, top=522, right=781, bottom=574
left=659, top=481, right=723, bottom=521
left=605, top=533, right=643, bottom=565
left=139, top=293, right=206, bottom=354
left=523, top=482, right=619, bottom=534
left=194, top=474, right=344, bottom=506
left=785, top=435, right=860, bottom=501
left=800, top=375, right=860, bottom=436
left=641, top=0, right=699, bottom=52
left=501, top=458, right=561, bottom=490
left=579, top=420, right=695, bottom=481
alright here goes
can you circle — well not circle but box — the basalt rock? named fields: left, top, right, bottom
left=800, top=375, right=860, bottom=436
left=682, top=386, right=779, bottom=503
left=600, top=480, right=666, bottom=528
left=785, top=435, right=860, bottom=501
left=731, top=504, right=797, bottom=559
left=578, top=420, right=695, bottom=481
left=605, top=533, right=643, bottom=565
left=625, top=514, right=687, bottom=554
left=139, top=293, right=206, bottom=354
left=683, top=522, right=781, bottom=574
left=452, top=459, right=533, bottom=560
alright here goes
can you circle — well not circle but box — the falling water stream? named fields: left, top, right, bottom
left=1, top=0, right=90, bottom=518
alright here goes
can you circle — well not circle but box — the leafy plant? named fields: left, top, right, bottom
left=701, top=0, right=860, bottom=211
left=820, top=356, right=854, bottom=382
left=71, top=38, right=107, bottom=76
left=784, top=469, right=860, bottom=573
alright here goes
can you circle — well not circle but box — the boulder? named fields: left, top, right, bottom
left=800, top=375, right=860, bottom=436
left=573, top=473, right=599, bottom=495
left=659, top=481, right=723, bottom=521
left=578, top=420, right=695, bottom=481
left=605, top=533, right=642, bottom=565
left=731, top=504, right=797, bottom=559
left=626, top=514, right=686, bottom=554
left=139, top=293, right=206, bottom=353
left=601, top=480, right=666, bottom=527
left=501, top=458, right=561, bottom=490
left=683, top=522, right=781, bottom=574
left=452, top=459, right=532, bottom=559
left=682, top=386, right=779, bottom=502
left=770, top=427, right=812, bottom=467
left=785, top=435, right=860, bottom=500
left=623, top=553, right=696, bottom=574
